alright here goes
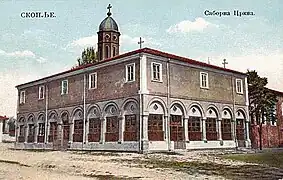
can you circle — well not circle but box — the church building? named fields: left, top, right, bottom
left=15, top=5, right=251, bottom=152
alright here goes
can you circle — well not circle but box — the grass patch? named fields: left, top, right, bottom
left=223, top=151, right=283, bottom=169
left=114, top=157, right=283, bottom=180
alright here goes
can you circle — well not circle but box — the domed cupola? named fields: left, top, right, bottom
left=97, top=4, right=120, bottom=61
left=99, top=11, right=119, bottom=32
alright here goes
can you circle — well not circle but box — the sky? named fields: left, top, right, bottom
left=0, top=0, right=282, bottom=117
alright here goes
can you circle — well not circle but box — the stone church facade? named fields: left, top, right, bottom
left=15, top=6, right=251, bottom=152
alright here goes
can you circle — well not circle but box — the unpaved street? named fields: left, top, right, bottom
left=0, top=143, right=283, bottom=180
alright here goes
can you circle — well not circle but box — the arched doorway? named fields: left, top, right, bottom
left=221, top=109, right=233, bottom=140
left=48, top=112, right=58, bottom=143
left=27, top=115, right=35, bottom=143
left=61, top=112, right=70, bottom=146
left=104, top=104, right=119, bottom=142
left=87, top=106, right=101, bottom=142
left=37, top=114, right=45, bottom=143
left=123, top=101, right=139, bottom=141
left=73, top=110, right=83, bottom=142
left=148, top=101, right=165, bottom=141
left=17, top=117, right=25, bottom=143
left=206, top=107, right=218, bottom=141
left=188, top=106, right=202, bottom=141
left=236, top=110, right=245, bottom=147
left=170, top=103, right=185, bottom=149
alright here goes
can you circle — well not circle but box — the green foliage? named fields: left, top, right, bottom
left=224, top=151, right=283, bottom=168
left=247, top=70, right=277, bottom=124
left=77, top=47, right=98, bottom=66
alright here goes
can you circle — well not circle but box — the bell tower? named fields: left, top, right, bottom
left=97, top=4, right=120, bottom=61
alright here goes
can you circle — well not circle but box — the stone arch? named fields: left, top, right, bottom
left=236, top=108, right=247, bottom=120
left=147, top=98, right=167, bottom=115
left=103, top=102, right=120, bottom=142
left=37, top=113, right=45, bottom=123
left=170, top=100, right=186, bottom=116
left=222, top=107, right=233, bottom=120
left=87, top=104, right=102, bottom=142
left=87, top=104, right=102, bottom=119
left=188, top=102, right=205, bottom=117
left=235, top=108, right=247, bottom=142
left=103, top=102, right=119, bottom=117
left=72, top=108, right=83, bottom=121
left=206, top=105, right=220, bottom=118
left=71, top=106, right=83, bottom=120
left=27, top=113, right=35, bottom=124
left=18, top=116, right=25, bottom=124
left=221, top=107, right=233, bottom=141
left=60, top=110, right=70, bottom=124
left=122, top=99, right=139, bottom=142
left=48, top=110, right=58, bottom=122
left=122, top=98, right=139, bottom=115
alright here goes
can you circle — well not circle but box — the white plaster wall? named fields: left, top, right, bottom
left=148, top=141, right=167, bottom=151
left=186, top=140, right=236, bottom=149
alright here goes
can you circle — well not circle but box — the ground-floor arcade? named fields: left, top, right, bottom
left=15, top=96, right=251, bottom=152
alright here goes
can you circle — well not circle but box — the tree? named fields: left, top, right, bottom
left=247, top=70, right=277, bottom=150
left=77, top=47, right=98, bottom=66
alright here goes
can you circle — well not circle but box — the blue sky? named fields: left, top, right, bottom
left=0, top=0, right=282, bottom=116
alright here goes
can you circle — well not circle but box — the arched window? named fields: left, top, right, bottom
left=37, top=114, right=45, bottom=143
left=221, top=109, right=232, bottom=140
left=206, top=108, right=218, bottom=141
left=188, top=106, right=202, bottom=141
left=73, top=110, right=83, bottom=142
left=27, top=115, right=35, bottom=143
left=105, top=45, right=109, bottom=59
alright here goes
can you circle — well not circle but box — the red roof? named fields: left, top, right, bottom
left=16, top=47, right=246, bottom=88
left=269, top=88, right=283, bottom=96
left=0, top=116, right=8, bottom=121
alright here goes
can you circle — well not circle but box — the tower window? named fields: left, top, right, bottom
left=105, top=45, right=109, bottom=59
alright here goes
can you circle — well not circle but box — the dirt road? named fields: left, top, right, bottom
left=0, top=143, right=282, bottom=180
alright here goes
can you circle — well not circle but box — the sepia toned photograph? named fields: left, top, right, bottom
left=0, top=0, right=282, bottom=179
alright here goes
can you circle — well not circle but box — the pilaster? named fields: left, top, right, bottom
left=202, top=118, right=207, bottom=142
left=118, top=116, right=125, bottom=143
left=101, top=118, right=106, bottom=143
left=245, top=120, right=251, bottom=148
left=184, top=118, right=189, bottom=142
left=34, top=124, right=38, bottom=143
left=218, top=119, right=222, bottom=141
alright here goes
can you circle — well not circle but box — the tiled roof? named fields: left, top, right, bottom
left=16, top=47, right=246, bottom=88
left=0, top=116, right=8, bottom=121
left=269, top=88, right=283, bottom=96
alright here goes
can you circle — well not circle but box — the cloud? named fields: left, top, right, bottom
left=0, top=71, right=41, bottom=117
left=0, top=49, right=36, bottom=58
left=166, top=18, right=217, bottom=34
left=69, top=35, right=97, bottom=48
left=0, top=49, right=48, bottom=64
